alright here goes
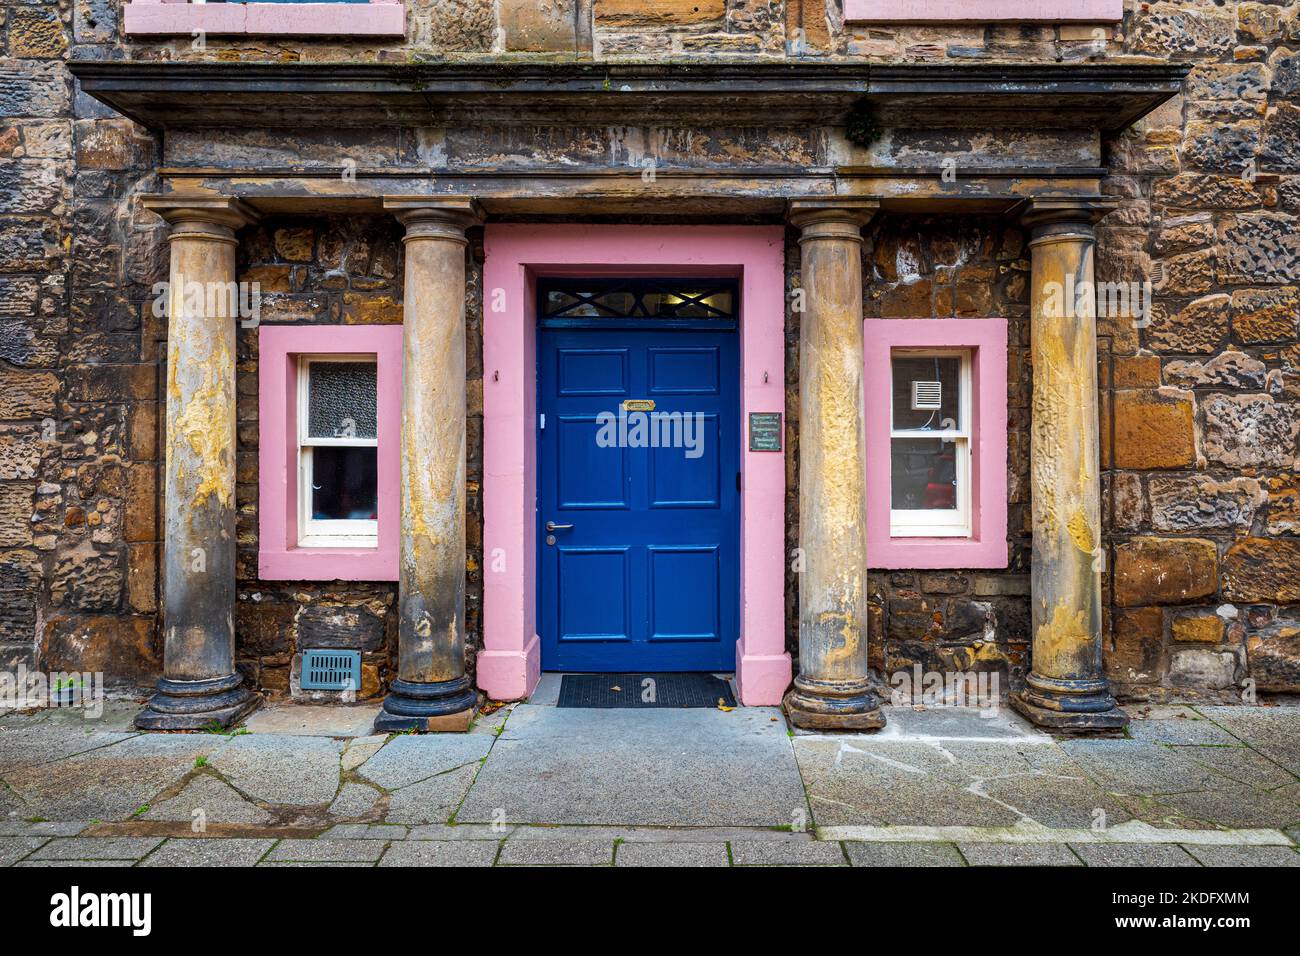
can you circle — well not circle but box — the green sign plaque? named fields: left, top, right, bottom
left=748, top=412, right=783, bottom=452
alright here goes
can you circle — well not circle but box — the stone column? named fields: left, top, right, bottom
left=136, top=195, right=260, bottom=730
left=1012, top=197, right=1128, bottom=730
left=784, top=198, right=885, bottom=731
left=376, top=197, right=483, bottom=732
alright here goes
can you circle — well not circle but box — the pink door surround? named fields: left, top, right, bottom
left=479, top=225, right=791, bottom=706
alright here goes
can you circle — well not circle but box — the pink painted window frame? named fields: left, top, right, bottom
left=123, top=0, right=405, bottom=37
left=479, top=225, right=791, bottom=706
left=258, top=324, right=401, bottom=582
left=843, top=0, right=1121, bottom=21
left=865, top=318, right=1008, bottom=570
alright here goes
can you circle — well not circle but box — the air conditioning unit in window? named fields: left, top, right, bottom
left=911, top=380, right=942, bottom=411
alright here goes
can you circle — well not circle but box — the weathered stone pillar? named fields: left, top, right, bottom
left=136, top=195, right=260, bottom=730
left=784, top=198, right=884, bottom=731
left=1012, top=197, right=1128, bottom=730
left=376, top=197, right=483, bottom=732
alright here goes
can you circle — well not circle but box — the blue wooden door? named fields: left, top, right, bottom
left=538, top=326, right=739, bottom=671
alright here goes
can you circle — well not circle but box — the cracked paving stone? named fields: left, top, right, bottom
left=319, top=823, right=407, bottom=840
left=797, top=738, right=1125, bottom=829
left=956, top=843, right=1082, bottom=866
left=730, top=839, right=847, bottom=866
left=615, top=842, right=729, bottom=867
left=139, top=838, right=276, bottom=867
left=0, top=836, right=48, bottom=866
left=1182, top=845, right=1300, bottom=867
left=1145, top=784, right=1300, bottom=830
left=340, top=735, right=387, bottom=773
left=498, top=838, right=614, bottom=866
left=1126, top=717, right=1240, bottom=746
left=30, top=837, right=164, bottom=861
left=4, top=735, right=227, bottom=821
left=380, top=840, right=499, bottom=867
left=1068, top=843, right=1200, bottom=867
left=383, top=764, right=479, bottom=825
left=354, top=734, right=492, bottom=790
left=142, top=774, right=274, bottom=825
left=843, top=842, right=968, bottom=866
left=266, top=839, right=387, bottom=863
left=210, top=735, right=343, bottom=806
left=328, top=782, right=383, bottom=820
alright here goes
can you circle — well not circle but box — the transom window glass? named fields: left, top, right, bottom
left=538, top=278, right=738, bottom=328
left=889, top=349, right=971, bottom=537
left=298, top=356, right=379, bottom=547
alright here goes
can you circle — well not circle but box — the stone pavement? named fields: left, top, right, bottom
left=1, top=689, right=1298, bottom=867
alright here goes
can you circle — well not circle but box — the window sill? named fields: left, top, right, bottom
left=123, top=2, right=406, bottom=37
left=260, top=547, right=394, bottom=582
left=843, top=0, right=1121, bottom=21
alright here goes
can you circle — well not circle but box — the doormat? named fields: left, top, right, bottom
left=557, top=673, right=737, bottom=709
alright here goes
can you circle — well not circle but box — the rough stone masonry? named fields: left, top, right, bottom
left=0, top=0, right=1297, bottom=709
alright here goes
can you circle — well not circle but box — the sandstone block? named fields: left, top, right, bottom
left=1114, top=537, right=1217, bottom=607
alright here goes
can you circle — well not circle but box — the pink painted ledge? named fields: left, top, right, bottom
left=258, top=324, right=402, bottom=582
left=480, top=224, right=791, bottom=705
left=123, top=0, right=406, bottom=37
left=844, top=0, right=1121, bottom=21
left=864, top=317, right=1009, bottom=571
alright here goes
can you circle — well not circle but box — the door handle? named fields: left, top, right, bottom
left=546, top=521, right=574, bottom=532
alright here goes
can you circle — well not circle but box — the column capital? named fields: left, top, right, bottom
left=141, top=194, right=261, bottom=234
left=786, top=197, right=879, bottom=238
left=1017, top=196, right=1120, bottom=235
left=383, top=196, right=483, bottom=242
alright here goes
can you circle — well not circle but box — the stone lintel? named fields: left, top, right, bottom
left=141, top=193, right=262, bottom=232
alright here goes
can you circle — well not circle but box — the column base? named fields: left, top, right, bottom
left=134, top=674, right=260, bottom=731
left=783, top=676, right=885, bottom=732
left=374, top=676, right=479, bottom=733
left=1010, top=674, right=1128, bottom=731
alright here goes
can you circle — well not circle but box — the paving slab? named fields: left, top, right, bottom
left=1126, top=716, right=1240, bottom=746
left=615, top=842, right=730, bottom=867
left=0, top=820, right=84, bottom=837
left=210, top=734, right=343, bottom=806
left=340, top=735, right=387, bottom=772
left=956, top=842, right=1082, bottom=866
left=1146, top=785, right=1300, bottom=830
left=328, top=782, right=383, bottom=820
left=1058, top=739, right=1223, bottom=796
left=730, top=840, right=847, bottom=866
left=458, top=704, right=805, bottom=827
left=1197, top=707, right=1300, bottom=776
left=142, top=773, right=274, bottom=825
left=267, top=839, right=387, bottom=863
left=242, top=703, right=381, bottom=737
left=0, top=725, right=136, bottom=776
left=498, top=838, right=614, bottom=866
left=259, top=860, right=376, bottom=867
left=30, top=837, right=164, bottom=861
left=385, top=764, right=479, bottom=825
left=5, top=734, right=227, bottom=821
left=15, top=859, right=132, bottom=867
left=1172, top=745, right=1298, bottom=790
left=867, top=705, right=1050, bottom=742
left=380, top=840, right=500, bottom=867
left=0, top=836, right=47, bottom=866
left=843, top=841, right=967, bottom=867
left=139, top=838, right=276, bottom=867
left=1183, top=844, right=1300, bottom=867
left=1068, top=843, right=1200, bottom=867
left=354, top=733, right=491, bottom=790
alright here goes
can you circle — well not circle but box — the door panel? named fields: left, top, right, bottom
left=538, top=326, right=739, bottom=672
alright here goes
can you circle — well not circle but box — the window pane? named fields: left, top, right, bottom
left=310, top=447, right=378, bottom=520
left=891, top=354, right=961, bottom=431
left=891, top=438, right=958, bottom=510
left=308, top=361, right=377, bottom=439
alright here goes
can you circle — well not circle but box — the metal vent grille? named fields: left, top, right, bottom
left=301, top=650, right=361, bottom=691
left=911, top=380, right=943, bottom=411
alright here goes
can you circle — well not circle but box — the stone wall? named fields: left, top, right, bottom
left=0, top=0, right=1297, bottom=700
